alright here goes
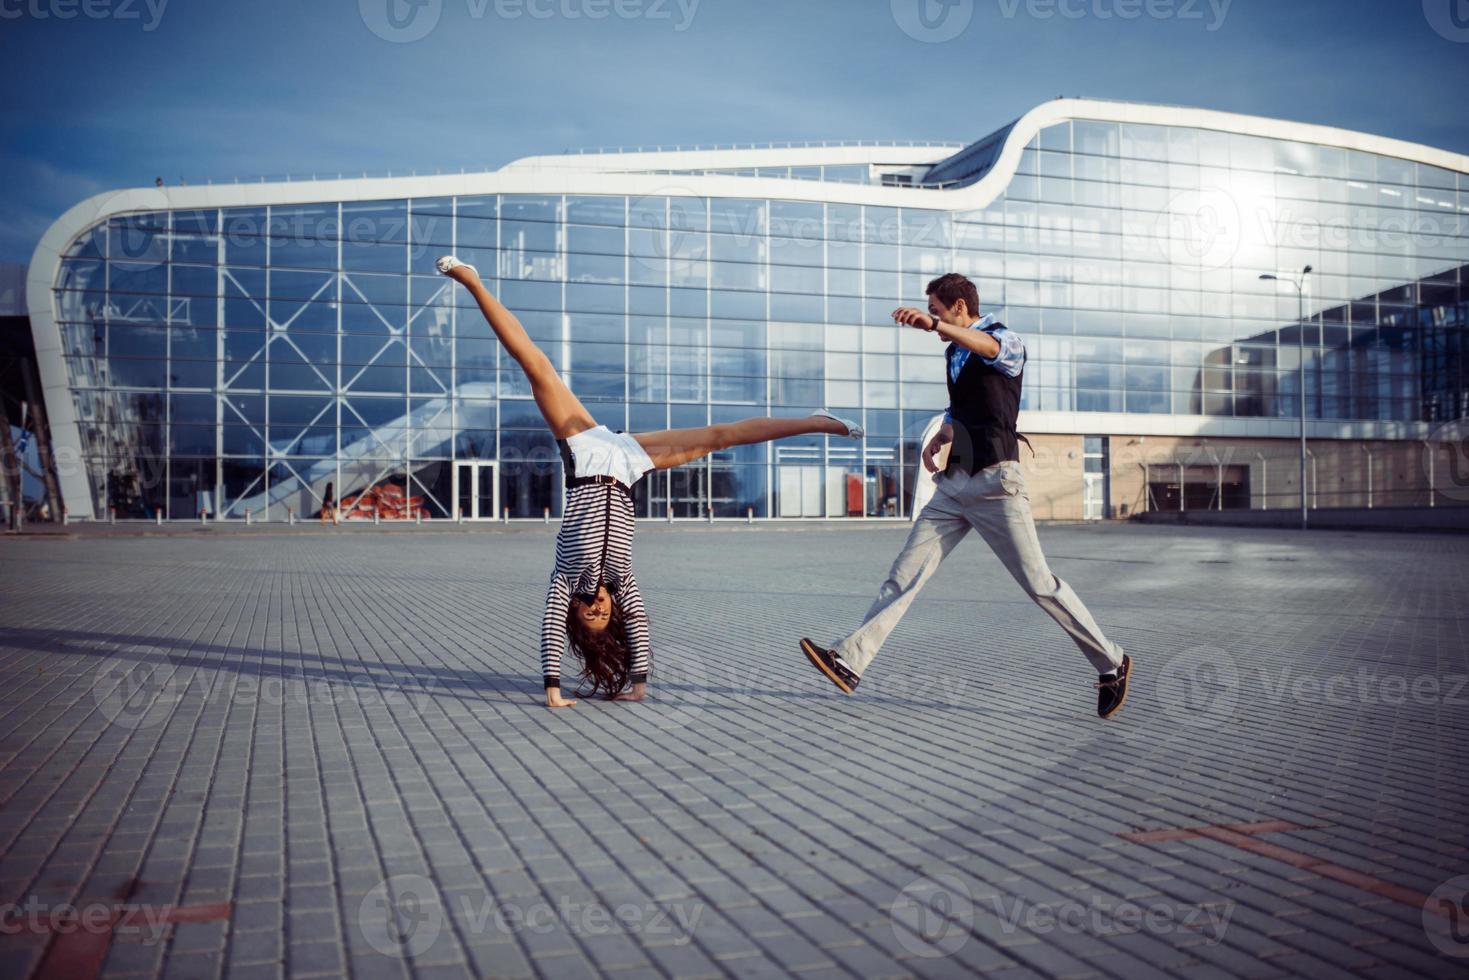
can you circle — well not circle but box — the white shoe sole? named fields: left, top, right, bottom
left=435, top=255, right=477, bottom=277
left=814, top=409, right=864, bottom=439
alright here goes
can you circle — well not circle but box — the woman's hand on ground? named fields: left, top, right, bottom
left=612, top=682, right=647, bottom=702
left=545, top=687, right=578, bottom=708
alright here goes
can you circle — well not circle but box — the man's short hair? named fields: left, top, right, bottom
left=926, top=273, right=979, bottom=316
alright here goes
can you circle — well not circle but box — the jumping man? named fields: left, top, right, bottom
left=798, top=273, right=1134, bottom=718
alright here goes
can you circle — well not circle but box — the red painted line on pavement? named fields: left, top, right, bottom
left=33, top=919, right=115, bottom=980
left=1118, top=819, right=1310, bottom=844
left=1118, top=819, right=1443, bottom=917
left=33, top=902, right=232, bottom=980
left=1193, top=828, right=1439, bottom=913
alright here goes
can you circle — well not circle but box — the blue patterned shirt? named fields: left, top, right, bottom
left=943, top=314, right=1025, bottom=423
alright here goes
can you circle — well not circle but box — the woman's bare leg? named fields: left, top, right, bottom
left=634, top=415, right=848, bottom=470
left=444, top=264, right=596, bottom=440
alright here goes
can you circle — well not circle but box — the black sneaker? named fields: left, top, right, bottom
left=799, top=638, right=860, bottom=694
left=1096, top=653, right=1133, bottom=719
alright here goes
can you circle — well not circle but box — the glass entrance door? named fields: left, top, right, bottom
left=453, top=462, right=499, bottom=520
left=1083, top=474, right=1104, bottom=520
left=1082, top=436, right=1109, bottom=520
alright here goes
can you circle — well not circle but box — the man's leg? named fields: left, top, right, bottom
left=831, top=480, right=972, bottom=676
left=966, top=465, right=1123, bottom=674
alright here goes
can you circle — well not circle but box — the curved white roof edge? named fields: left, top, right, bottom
left=500, top=143, right=962, bottom=172
left=26, top=97, right=1469, bottom=517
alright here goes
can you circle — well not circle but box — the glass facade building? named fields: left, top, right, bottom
left=28, top=99, right=1469, bottom=521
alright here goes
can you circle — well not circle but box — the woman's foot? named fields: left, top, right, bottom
left=813, top=410, right=864, bottom=439
left=435, top=255, right=479, bottom=284
left=612, top=682, right=647, bottom=702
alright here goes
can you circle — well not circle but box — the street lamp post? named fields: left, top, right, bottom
left=1260, top=265, right=1312, bottom=530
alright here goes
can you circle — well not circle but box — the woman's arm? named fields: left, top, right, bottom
left=540, top=574, right=577, bottom=708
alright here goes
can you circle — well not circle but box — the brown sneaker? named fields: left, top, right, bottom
left=799, top=638, right=860, bottom=695
left=1096, top=654, right=1133, bottom=719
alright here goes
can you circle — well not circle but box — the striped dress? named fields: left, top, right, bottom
left=539, top=480, right=651, bottom=690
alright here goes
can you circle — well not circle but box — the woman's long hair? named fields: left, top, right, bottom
left=566, top=598, right=632, bottom=698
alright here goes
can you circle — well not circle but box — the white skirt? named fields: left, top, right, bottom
left=564, top=425, right=656, bottom=487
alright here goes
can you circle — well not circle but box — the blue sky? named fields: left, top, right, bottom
left=1, top=0, right=1466, bottom=265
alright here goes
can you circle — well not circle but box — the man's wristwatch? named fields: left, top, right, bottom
left=927, top=316, right=940, bottom=332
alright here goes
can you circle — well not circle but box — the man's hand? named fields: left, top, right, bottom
left=892, top=307, right=938, bottom=332
left=611, top=682, right=647, bottom=702
left=922, top=423, right=954, bottom=474
left=545, top=686, right=577, bottom=708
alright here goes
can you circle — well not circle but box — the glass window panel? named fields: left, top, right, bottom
left=342, top=240, right=405, bottom=275
left=1121, top=124, right=1168, bottom=161
left=668, top=196, right=708, bottom=233
left=223, top=209, right=267, bottom=266
left=408, top=197, right=454, bottom=249
left=568, top=223, right=623, bottom=256
left=457, top=214, right=498, bottom=253
left=1376, top=155, right=1413, bottom=188
left=710, top=288, right=764, bottom=320
left=1230, top=134, right=1274, bottom=171
left=567, top=196, right=625, bottom=226
left=1074, top=120, right=1119, bottom=157
left=769, top=200, right=822, bottom=237
left=567, top=250, right=624, bottom=284
left=709, top=199, right=765, bottom=237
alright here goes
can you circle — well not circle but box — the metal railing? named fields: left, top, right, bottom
left=624, top=168, right=967, bottom=190
left=175, top=166, right=502, bottom=187
left=172, top=141, right=969, bottom=186
left=559, top=139, right=966, bottom=155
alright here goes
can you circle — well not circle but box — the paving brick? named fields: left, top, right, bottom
left=1, top=524, right=1465, bottom=979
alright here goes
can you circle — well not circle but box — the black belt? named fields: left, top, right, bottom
left=568, top=474, right=631, bottom=494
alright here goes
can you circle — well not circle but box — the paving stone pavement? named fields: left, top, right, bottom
left=0, top=522, right=1466, bottom=979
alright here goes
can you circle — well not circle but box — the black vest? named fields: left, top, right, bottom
left=944, top=323, right=1025, bottom=476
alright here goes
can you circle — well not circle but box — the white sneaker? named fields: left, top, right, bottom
left=814, top=409, right=863, bottom=439
left=435, top=255, right=477, bottom=277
